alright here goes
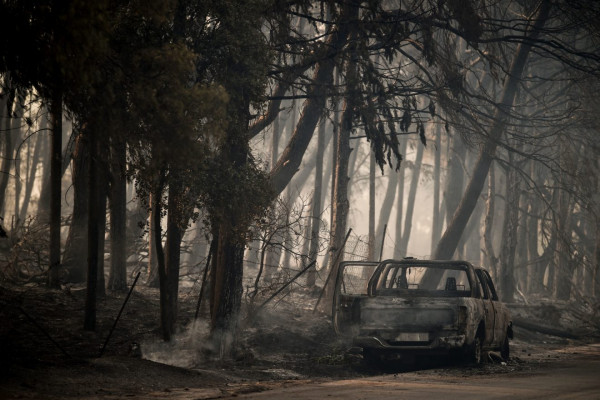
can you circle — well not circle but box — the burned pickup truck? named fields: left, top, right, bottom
left=333, top=259, right=512, bottom=364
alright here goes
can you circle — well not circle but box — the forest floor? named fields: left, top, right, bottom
left=1, top=281, right=599, bottom=399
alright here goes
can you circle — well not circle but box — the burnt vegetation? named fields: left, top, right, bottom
left=1, top=0, right=600, bottom=396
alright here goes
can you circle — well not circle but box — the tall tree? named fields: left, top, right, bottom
left=368, top=152, right=376, bottom=260
left=196, top=0, right=274, bottom=345
left=430, top=124, right=442, bottom=255
left=62, top=130, right=89, bottom=282
left=0, top=0, right=112, bottom=291
left=397, top=139, right=424, bottom=257
left=374, top=168, right=399, bottom=261
left=434, top=1, right=551, bottom=259
left=0, top=80, right=21, bottom=218
left=483, top=163, right=500, bottom=279
left=499, top=153, right=521, bottom=301
left=84, top=121, right=98, bottom=330
left=306, top=117, right=327, bottom=287
left=108, top=136, right=127, bottom=291
left=324, top=10, right=359, bottom=304
left=441, top=133, right=467, bottom=256
left=264, top=114, right=283, bottom=283
left=19, top=117, right=44, bottom=222
left=47, top=89, right=62, bottom=288
left=393, top=139, right=408, bottom=258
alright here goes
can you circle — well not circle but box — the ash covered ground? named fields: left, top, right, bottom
left=1, top=282, right=598, bottom=399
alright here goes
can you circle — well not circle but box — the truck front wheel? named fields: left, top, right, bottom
left=500, top=332, right=510, bottom=361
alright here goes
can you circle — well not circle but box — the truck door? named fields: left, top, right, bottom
left=332, top=261, right=378, bottom=337
left=482, top=270, right=504, bottom=347
left=475, top=269, right=496, bottom=346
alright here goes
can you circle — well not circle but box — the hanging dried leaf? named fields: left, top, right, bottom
left=428, top=101, right=436, bottom=117
left=419, top=123, right=427, bottom=146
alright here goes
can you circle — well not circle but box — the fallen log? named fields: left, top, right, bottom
left=512, top=316, right=580, bottom=339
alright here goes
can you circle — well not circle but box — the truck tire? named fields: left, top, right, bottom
left=466, top=335, right=483, bottom=365
left=500, top=332, right=510, bottom=361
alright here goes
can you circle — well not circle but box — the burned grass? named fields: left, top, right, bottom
left=1, top=281, right=598, bottom=399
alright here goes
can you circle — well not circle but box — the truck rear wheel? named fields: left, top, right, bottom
left=465, top=335, right=483, bottom=365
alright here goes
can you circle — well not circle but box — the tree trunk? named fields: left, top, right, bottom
left=62, top=131, right=89, bottom=282
left=431, top=124, right=442, bottom=255
left=264, top=114, right=282, bottom=283
left=189, top=219, right=209, bottom=268
left=397, top=139, right=424, bottom=257
left=11, top=106, right=23, bottom=223
left=324, top=103, right=351, bottom=307
left=84, top=123, right=98, bottom=331
left=515, top=191, right=529, bottom=293
left=48, top=89, right=63, bottom=288
left=393, top=138, right=408, bottom=258
left=499, top=154, right=521, bottom=302
left=271, top=110, right=281, bottom=171
left=316, top=119, right=336, bottom=275
left=126, top=189, right=146, bottom=252
left=96, top=168, right=108, bottom=298
left=19, top=125, right=43, bottom=222
left=281, top=100, right=299, bottom=271
left=344, top=134, right=361, bottom=206
left=108, top=137, right=127, bottom=291
left=0, top=82, right=16, bottom=218
left=324, top=34, right=357, bottom=307
left=433, top=1, right=550, bottom=259
left=330, top=72, right=340, bottom=266
left=269, top=5, right=353, bottom=197
left=38, top=125, right=74, bottom=221
left=164, top=180, right=184, bottom=335
left=463, top=195, right=483, bottom=262
left=526, top=208, right=542, bottom=294
left=483, top=163, right=500, bottom=279
left=209, top=105, right=249, bottom=344
left=368, top=152, right=376, bottom=260
left=14, top=134, right=25, bottom=222
left=541, top=195, right=558, bottom=294
left=526, top=163, right=542, bottom=293
left=594, top=218, right=600, bottom=299
left=147, top=192, right=160, bottom=287
left=441, top=133, right=467, bottom=257
left=455, top=149, right=478, bottom=260
left=306, top=118, right=327, bottom=287
left=264, top=231, right=281, bottom=284
left=151, top=175, right=171, bottom=341
left=281, top=193, right=294, bottom=270
left=300, top=214, right=312, bottom=270
left=210, top=224, right=244, bottom=348
left=208, top=42, right=266, bottom=348
left=554, top=187, right=573, bottom=300
left=375, top=168, right=399, bottom=260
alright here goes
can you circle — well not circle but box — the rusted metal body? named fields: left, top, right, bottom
left=333, top=259, right=512, bottom=363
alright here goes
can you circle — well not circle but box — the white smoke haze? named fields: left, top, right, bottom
left=138, top=287, right=342, bottom=376
left=140, top=319, right=214, bottom=368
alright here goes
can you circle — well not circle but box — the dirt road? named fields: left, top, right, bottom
left=219, top=344, right=600, bottom=400
left=3, top=342, right=599, bottom=399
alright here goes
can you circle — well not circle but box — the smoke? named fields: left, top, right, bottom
left=139, top=291, right=340, bottom=370
left=140, top=319, right=214, bottom=368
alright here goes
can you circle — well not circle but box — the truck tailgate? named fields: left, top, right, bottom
left=360, top=297, right=461, bottom=331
